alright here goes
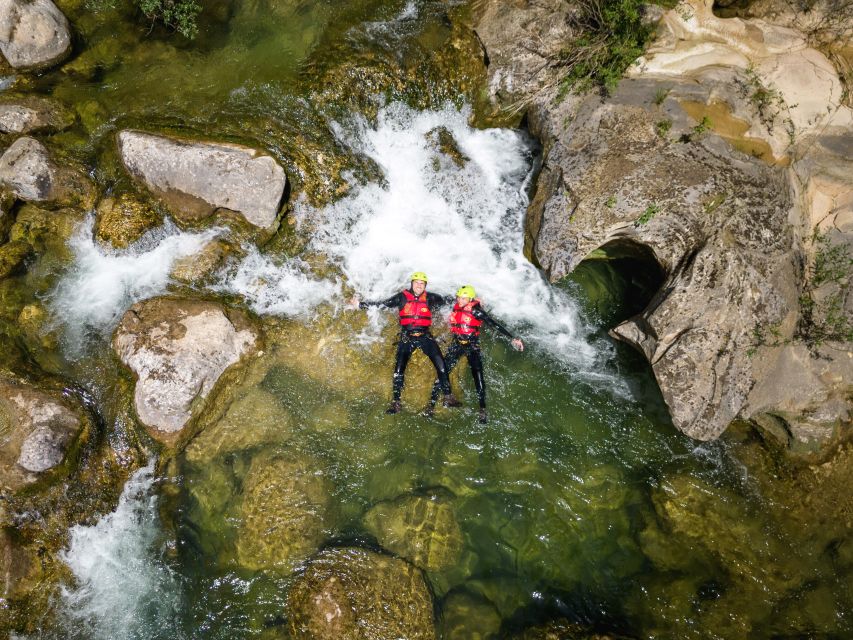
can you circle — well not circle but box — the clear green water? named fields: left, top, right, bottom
left=4, top=0, right=853, bottom=638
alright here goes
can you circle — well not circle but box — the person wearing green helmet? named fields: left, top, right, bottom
left=426, top=284, right=524, bottom=423
left=348, top=272, right=461, bottom=414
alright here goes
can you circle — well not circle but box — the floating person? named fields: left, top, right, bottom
left=348, top=271, right=462, bottom=415
left=426, top=285, right=524, bottom=424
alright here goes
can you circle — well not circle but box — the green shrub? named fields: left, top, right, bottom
left=137, top=0, right=201, bottom=38
left=558, top=0, right=655, bottom=96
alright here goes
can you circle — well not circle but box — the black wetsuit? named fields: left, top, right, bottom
left=360, top=290, right=455, bottom=402
left=430, top=302, right=514, bottom=409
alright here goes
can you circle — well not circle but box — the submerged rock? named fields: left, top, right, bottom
left=363, top=491, right=463, bottom=573
left=117, top=130, right=287, bottom=231
left=0, top=239, right=29, bottom=277
left=0, top=96, right=73, bottom=134
left=439, top=590, right=502, bottom=640
left=170, top=238, right=233, bottom=284
left=236, top=451, right=330, bottom=572
left=285, top=546, right=436, bottom=639
left=0, top=377, right=86, bottom=492
left=113, top=297, right=259, bottom=444
left=94, top=193, right=163, bottom=248
left=0, top=0, right=71, bottom=70
left=0, top=137, right=94, bottom=207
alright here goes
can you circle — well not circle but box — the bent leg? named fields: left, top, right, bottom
left=421, top=335, right=452, bottom=395
left=431, top=341, right=463, bottom=403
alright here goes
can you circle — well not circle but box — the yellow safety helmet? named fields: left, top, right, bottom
left=456, top=285, right=476, bottom=299
left=410, top=271, right=428, bottom=283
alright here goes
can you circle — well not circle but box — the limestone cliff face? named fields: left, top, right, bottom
left=473, top=0, right=852, bottom=457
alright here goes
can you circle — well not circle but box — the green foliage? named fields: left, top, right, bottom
left=655, top=119, right=672, bottom=138
left=605, top=195, right=617, bottom=208
left=653, top=86, right=670, bottom=106
left=680, top=116, right=712, bottom=142
left=796, top=231, right=853, bottom=347
left=558, top=0, right=655, bottom=96
left=634, top=203, right=659, bottom=226
left=137, top=0, right=201, bottom=38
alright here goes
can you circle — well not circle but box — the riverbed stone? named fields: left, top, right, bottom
left=94, top=193, right=163, bottom=248
left=0, top=96, right=73, bottom=134
left=285, top=546, right=436, bottom=640
left=439, top=590, right=502, bottom=640
left=363, top=491, right=463, bottom=573
left=0, top=0, right=71, bottom=70
left=170, top=238, right=233, bottom=284
left=117, top=130, right=287, bottom=230
left=0, top=377, right=85, bottom=492
left=236, top=450, right=330, bottom=572
left=112, top=297, right=259, bottom=443
left=0, top=239, right=29, bottom=277
left=0, top=137, right=94, bottom=207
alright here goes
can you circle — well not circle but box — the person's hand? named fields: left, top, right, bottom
left=511, top=338, right=524, bottom=352
left=347, top=295, right=361, bottom=310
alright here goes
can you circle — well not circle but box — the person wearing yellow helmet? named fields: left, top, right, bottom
left=348, top=272, right=461, bottom=414
left=426, top=284, right=524, bottom=423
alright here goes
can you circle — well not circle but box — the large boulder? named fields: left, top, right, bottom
left=285, top=546, right=436, bottom=640
left=112, top=297, right=259, bottom=444
left=236, top=451, right=330, bottom=572
left=0, top=97, right=73, bottom=134
left=0, top=0, right=71, bottom=70
left=0, top=377, right=86, bottom=493
left=363, top=491, right=463, bottom=573
left=474, top=0, right=853, bottom=453
left=0, top=137, right=94, bottom=207
left=117, top=130, right=287, bottom=230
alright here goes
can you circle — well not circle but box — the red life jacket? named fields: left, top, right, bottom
left=399, top=290, right=432, bottom=328
left=449, top=299, right=483, bottom=337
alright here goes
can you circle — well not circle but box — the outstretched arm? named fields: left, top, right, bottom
left=474, top=306, right=524, bottom=351
left=351, top=291, right=405, bottom=310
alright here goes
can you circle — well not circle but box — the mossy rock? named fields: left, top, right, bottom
left=285, top=546, right=436, bottom=639
left=0, top=240, right=31, bottom=278
left=171, top=238, right=236, bottom=285
left=363, top=491, right=463, bottom=572
left=94, top=193, right=163, bottom=248
left=506, top=619, right=629, bottom=639
left=439, top=590, right=502, bottom=640
left=426, top=126, right=469, bottom=168
left=184, top=386, right=291, bottom=464
left=8, top=204, right=85, bottom=258
left=236, top=450, right=331, bottom=572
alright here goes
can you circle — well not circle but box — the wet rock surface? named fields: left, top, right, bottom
left=113, top=297, right=259, bottom=442
left=0, top=136, right=94, bottom=206
left=0, top=96, right=73, bottom=134
left=475, top=0, right=853, bottom=452
left=363, top=491, right=463, bottom=572
left=0, top=377, right=85, bottom=492
left=0, top=0, right=71, bottom=70
left=236, top=451, right=330, bottom=572
left=285, top=546, right=436, bottom=640
left=117, top=130, right=287, bottom=230
left=94, top=193, right=163, bottom=248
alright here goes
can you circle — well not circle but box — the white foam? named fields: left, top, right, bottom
left=216, top=246, right=341, bottom=317
left=49, top=217, right=219, bottom=345
left=298, top=103, right=606, bottom=372
left=58, top=461, right=183, bottom=640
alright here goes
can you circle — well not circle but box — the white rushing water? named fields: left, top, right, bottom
left=57, top=461, right=184, bottom=640
left=50, top=217, right=219, bottom=347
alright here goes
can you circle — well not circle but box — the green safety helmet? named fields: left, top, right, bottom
left=456, top=285, right=476, bottom=299
left=410, top=271, right=428, bottom=283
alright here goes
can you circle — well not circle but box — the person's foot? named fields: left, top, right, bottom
left=385, top=400, right=402, bottom=415
left=478, top=409, right=488, bottom=424
left=421, top=404, right=435, bottom=417
left=443, top=393, right=462, bottom=408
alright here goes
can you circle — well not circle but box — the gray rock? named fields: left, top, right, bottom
left=113, top=297, right=259, bottom=443
left=0, top=377, right=84, bottom=492
left=0, top=0, right=71, bottom=70
left=0, top=136, right=55, bottom=200
left=0, top=136, right=94, bottom=206
left=117, top=130, right=287, bottom=230
left=0, top=97, right=73, bottom=134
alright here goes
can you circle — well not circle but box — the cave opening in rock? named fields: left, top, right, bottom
left=566, top=239, right=666, bottom=329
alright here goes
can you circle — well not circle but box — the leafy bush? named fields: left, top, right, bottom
left=558, top=0, right=655, bottom=96
left=137, top=0, right=201, bottom=38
